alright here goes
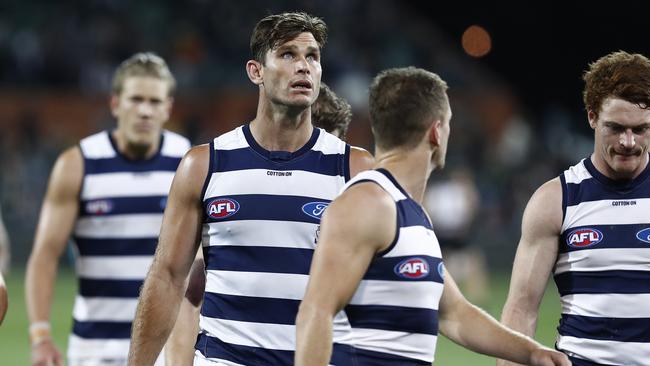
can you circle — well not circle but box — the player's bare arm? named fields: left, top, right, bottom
left=349, top=146, right=375, bottom=177
left=128, top=144, right=208, bottom=365
left=438, top=267, right=569, bottom=365
left=295, top=183, right=395, bottom=366
left=497, top=178, right=563, bottom=366
left=26, top=147, right=83, bottom=366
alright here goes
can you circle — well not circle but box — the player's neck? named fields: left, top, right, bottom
left=374, top=147, right=432, bottom=204
left=249, top=100, right=313, bottom=152
left=112, top=130, right=160, bottom=160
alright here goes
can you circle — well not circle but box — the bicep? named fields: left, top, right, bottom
left=506, top=180, right=563, bottom=311
left=154, top=145, right=209, bottom=279
left=32, top=148, right=83, bottom=258
left=303, top=186, right=394, bottom=313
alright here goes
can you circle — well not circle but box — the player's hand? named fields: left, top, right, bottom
left=529, top=347, right=571, bottom=366
left=31, top=339, right=63, bottom=366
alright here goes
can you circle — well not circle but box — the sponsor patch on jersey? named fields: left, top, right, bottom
left=206, top=198, right=240, bottom=219
left=302, top=202, right=329, bottom=220
left=636, top=228, right=650, bottom=244
left=394, top=257, right=429, bottom=279
left=437, top=262, right=445, bottom=280
left=566, top=228, right=603, bottom=248
left=85, top=199, right=113, bottom=215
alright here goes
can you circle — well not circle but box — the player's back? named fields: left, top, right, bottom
left=342, top=169, right=444, bottom=365
left=197, top=125, right=355, bottom=365
left=70, top=130, right=190, bottom=361
left=556, top=157, right=650, bottom=365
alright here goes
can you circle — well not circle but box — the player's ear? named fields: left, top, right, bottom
left=246, top=60, right=264, bottom=85
left=587, top=109, right=598, bottom=129
left=428, top=120, right=442, bottom=147
left=109, top=94, right=120, bottom=118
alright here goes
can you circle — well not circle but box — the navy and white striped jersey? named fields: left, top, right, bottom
left=198, top=125, right=355, bottom=365
left=555, top=156, right=650, bottom=365
left=69, top=130, right=190, bottom=360
left=342, top=169, right=444, bottom=365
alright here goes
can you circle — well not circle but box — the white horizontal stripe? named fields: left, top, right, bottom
left=563, top=160, right=592, bottom=184
left=194, top=350, right=245, bottom=366
left=161, top=130, right=190, bottom=157
left=555, top=248, right=650, bottom=274
left=200, top=317, right=295, bottom=351
left=563, top=198, right=650, bottom=231
left=344, top=170, right=407, bottom=201
left=74, top=214, right=163, bottom=238
left=77, top=256, right=153, bottom=280
left=205, top=270, right=307, bottom=300
left=204, top=170, right=343, bottom=200
left=72, top=296, right=137, bottom=321
left=557, top=335, right=650, bottom=365
left=67, top=334, right=130, bottom=358
left=79, top=131, right=115, bottom=159
left=202, top=220, right=317, bottom=249
left=213, top=128, right=247, bottom=151
left=312, top=129, right=347, bottom=154
left=561, top=293, right=650, bottom=317
left=350, top=280, right=443, bottom=310
left=82, top=171, right=175, bottom=199
left=352, top=327, right=436, bottom=363
left=384, top=226, right=442, bottom=258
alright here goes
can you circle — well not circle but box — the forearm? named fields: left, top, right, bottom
left=128, top=267, right=186, bottom=365
left=442, top=301, right=540, bottom=364
left=295, top=304, right=334, bottom=366
left=25, top=254, right=58, bottom=323
left=0, top=273, right=7, bottom=324
left=165, top=297, right=201, bottom=366
left=496, top=301, right=540, bottom=366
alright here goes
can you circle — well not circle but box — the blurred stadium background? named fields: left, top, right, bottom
left=1, top=1, right=648, bottom=364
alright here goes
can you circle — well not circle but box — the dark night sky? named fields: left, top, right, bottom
left=407, top=3, right=650, bottom=115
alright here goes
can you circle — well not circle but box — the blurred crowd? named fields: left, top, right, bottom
left=0, top=0, right=594, bottom=269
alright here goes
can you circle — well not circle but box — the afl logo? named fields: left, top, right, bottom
left=207, top=198, right=240, bottom=219
left=86, top=199, right=113, bottom=215
left=636, top=228, right=650, bottom=244
left=394, top=257, right=429, bottom=279
left=566, top=228, right=603, bottom=248
left=302, top=202, right=329, bottom=220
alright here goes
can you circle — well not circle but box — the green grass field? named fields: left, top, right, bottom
left=0, top=269, right=561, bottom=365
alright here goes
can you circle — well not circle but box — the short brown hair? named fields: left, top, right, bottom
left=583, top=51, right=650, bottom=117
left=312, top=83, right=352, bottom=139
left=250, top=12, right=327, bottom=64
left=369, top=67, right=449, bottom=150
left=111, top=52, right=176, bottom=97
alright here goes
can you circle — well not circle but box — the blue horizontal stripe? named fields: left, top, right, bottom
left=79, top=196, right=167, bottom=216
left=558, top=314, right=650, bottom=343
left=554, top=270, right=650, bottom=296
left=84, top=156, right=182, bottom=174
left=398, top=200, right=433, bottom=229
left=203, top=194, right=328, bottom=224
left=559, top=224, right=650, bottom=253
left=72, top=320, right=131, bottom=339
left=565, top=181, right=650, bottom=206
left=205, top=245, right=313, bottom=275
left=79, top=279, right=143, bottom=298
left=196, top=334, right=356, bottom=366
left=214, top=147, right=345, bottom=176
left=202, top=292, right=299, bottom=325
left=354, top=346, right=431, bottom=365
left=346, top=304, right=438, bottom=335
left=363, top=255, right=443, bottom=283
left=73, top=238, right=158, bottom=256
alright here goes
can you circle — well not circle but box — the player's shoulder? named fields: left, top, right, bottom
left=349, top=146, right=375, bottom=177
left=523, top=177, right=563, bottom=233
left=162, top=129, right=192, bottom=156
